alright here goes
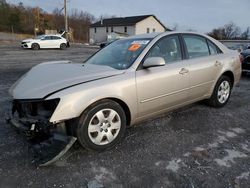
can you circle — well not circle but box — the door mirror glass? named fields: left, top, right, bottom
left=143, top=57, right=165, bottom=68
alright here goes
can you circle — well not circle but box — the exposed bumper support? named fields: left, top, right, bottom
left=6, top=113, right=77, bottom=166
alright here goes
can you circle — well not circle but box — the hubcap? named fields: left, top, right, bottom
left=88, top=109, right=121, bottom=145
left=217, top=81, right=230, bottom=104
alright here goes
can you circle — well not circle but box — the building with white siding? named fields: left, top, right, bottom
left=89, top=15, right=170, bottom=44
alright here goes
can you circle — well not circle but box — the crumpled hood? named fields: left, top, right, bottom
left=10, top=61, right=125, bottom=99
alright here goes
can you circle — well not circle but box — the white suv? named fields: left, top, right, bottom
left=21, top=34, right=69, bottom=50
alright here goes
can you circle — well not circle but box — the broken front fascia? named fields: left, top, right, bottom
left=7, top=98, right=77, bottom=166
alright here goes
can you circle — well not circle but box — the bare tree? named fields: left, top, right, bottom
left=208, top=22, right=243, bottom=40
left=241, top=27, right=250, bottom=40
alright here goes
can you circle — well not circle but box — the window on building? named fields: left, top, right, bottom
left=153, top=28, right=156, bottom=32
left=147, top=28, right=150, bottom=33
left=124, top=26, right=127, bottom=33
left=94, top=28, right=97, bottom=33
left=106, top=27, right=109, bottom=33
left=111, top=27, right=114, bottom=32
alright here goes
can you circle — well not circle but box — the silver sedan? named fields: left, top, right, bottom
left=8, top=32, right=241, bottom=164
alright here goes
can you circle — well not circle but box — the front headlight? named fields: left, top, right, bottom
left=12, top=98, right=60, bottom=118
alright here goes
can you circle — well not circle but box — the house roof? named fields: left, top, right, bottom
left=90, top=15, right=171, bottom=31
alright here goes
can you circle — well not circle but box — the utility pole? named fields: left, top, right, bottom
left=64, top=0, right=68, bottom=40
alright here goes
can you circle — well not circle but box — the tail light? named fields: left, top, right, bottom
left=239, top=54, right=244, bottom=63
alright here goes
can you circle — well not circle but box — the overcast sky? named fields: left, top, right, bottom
left=7, top=0, right=249, bottom=33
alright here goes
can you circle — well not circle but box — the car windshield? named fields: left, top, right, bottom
left=35, top=35, right=45, bottom=39
left=85, top=38, right=152, bottom=70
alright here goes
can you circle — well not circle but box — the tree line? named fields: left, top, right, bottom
left=207, top=22, right=250, bottom=40
left=0, top=1, right=249, bottom=42
left=0, top=1, right=95, bottom=42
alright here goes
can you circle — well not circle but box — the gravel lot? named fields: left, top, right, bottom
left=0, top=43, right=249, bottom=188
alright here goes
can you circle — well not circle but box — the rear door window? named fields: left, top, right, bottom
left=51, top=36, right=61, bottom=40
left=183, top=35, right=210, bottom=59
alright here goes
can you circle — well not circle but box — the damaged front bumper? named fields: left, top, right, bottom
left=6, top=99, right=77, bottom=166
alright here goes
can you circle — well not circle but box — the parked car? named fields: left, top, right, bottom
left=8, top=32, right=241, bottom=165
left=241, top=48, right=250, bottom=73
left=21, top=34, right=69, bottom=50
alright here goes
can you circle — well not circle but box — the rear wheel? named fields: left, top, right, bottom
left=60, top=43, right=67, bottom=50
left=77, top=99, right=126, bottom=151
left=207, top=75, right=232, bottom=107
left=31, top=43, right=40, bottom=50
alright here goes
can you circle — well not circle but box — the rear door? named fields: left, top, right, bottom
left=136, top=35, right=190, bottom=117
left=181, top=34, right=224, bottom=100
left=51, top=36, right=62, bottom=48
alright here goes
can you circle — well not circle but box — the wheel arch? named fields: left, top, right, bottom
left=80, top=97, right=132, bottom=126
left=221, top=70, right=234, bottom=85
left=105, top=97, right=131, bottom=126
left=32, top=42, right=40, bottom=48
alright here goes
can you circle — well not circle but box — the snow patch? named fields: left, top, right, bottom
left=194, top=147, right=205, bottom=151
left=214, top=149, right=247, bottom=167
left=91, top=166, right=117, bottom=183
left=241, top=144, right=250, bottom=152
left=208, top=135, right=228, bottom=148
left=155, top=161, right=162, bottom=166
left=183, top=152, right=191, bottom=157
left=166, top=159, right=181, bottom=172
left=236, top=172, right=250, bottom=180
left=231, top=128, right=245, bottom=134
left=225, top=131, right=237, bottom=138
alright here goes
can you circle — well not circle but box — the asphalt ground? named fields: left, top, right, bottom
left=0, top=43, right=249, bottom=188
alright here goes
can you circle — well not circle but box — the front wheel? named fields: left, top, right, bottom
left=31, top=43, right=40, bottom=50
left=77, top=99, right=126, bottom=151
left=207, top=75, right=232, bottom=108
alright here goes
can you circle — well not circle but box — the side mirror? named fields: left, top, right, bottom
left=143, top=57, right=166, bottom=68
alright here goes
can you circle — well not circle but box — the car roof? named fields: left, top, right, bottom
left=126, top=32, right=162, bottom=39
left=44, top=34, right=62, bottom=37
left=125, top=31, right=229, bottom=52
left=126, top=31, right=215, bottom=39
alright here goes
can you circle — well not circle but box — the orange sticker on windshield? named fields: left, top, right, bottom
left=128, top=44, right=141, bottom=51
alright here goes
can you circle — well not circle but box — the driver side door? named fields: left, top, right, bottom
left=135, top=35, right=190, bottom=118
left=39, top=36, right=52, bottom=48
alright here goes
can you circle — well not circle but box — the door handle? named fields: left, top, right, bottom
left=215, top=61, right=222, bottom=66
left=179, top=68, right=189, bottom=75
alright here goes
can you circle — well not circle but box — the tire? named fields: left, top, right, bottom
left=207, top=75, right=232, bottom=108
left=60, top=43, right=67, bottom=50
left=31, top=43, right=40, bottom=50
left=77, top=99, right=126, bottom=151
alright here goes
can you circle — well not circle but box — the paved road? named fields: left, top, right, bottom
left=0, top=44, right=249, bottom=188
